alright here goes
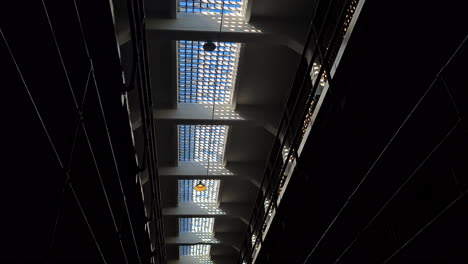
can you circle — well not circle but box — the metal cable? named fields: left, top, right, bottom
left=2, top=28, right=108, bottom=264
left=40, top=1, right=136, bottom=262
left=47, top=69, right=90, bottom=257
left=333, top=33, right=467, bottom=263
left=302, top=19, right=468, bottom=264
left=71, top=1, right=143, bottom=261
left=334, top=119, right=460, bottom=263
left=383, top=187, right=468, bottom=263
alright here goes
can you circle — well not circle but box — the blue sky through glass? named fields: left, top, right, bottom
left=178, top=0, right=245, bottom=16
left=178, top=41, right=240, bottom=104
left=180, top=244, right=211, bottom=256
left=178, top=125, right=228, bottom=162
left=179, top=217, right=215, bottom=233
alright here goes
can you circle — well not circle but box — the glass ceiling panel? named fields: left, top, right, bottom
left=178, top=41, right=240, bottom=104
left=178, top=179, right=221, bottom=204
left=178, top=0, right=246, bottom=16
left=179, top=217, right=215, bottom=233
left=179, top=125, right=228, bottom=162
left=180, top=245, right=211, bottom=256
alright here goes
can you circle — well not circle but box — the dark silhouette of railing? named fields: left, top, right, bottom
left=238, top=0, right=360, bottom=263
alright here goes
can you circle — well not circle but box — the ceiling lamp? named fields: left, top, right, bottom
left=194, top=181, right=207, bottom=191
left=203, top=41, right=216, bottom=52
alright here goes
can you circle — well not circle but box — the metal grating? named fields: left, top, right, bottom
left=178, top=179, right=221, bottom=204
left=179, top=217, right=215, bottom=233
left=180, top=245, right=211, bottom=256
left=178, top=41, right=240, bottom=104
left=178, top=125, right=228, bottom=162
left=177, top=0, right=245, bottom=16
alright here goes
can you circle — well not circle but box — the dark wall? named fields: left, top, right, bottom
left=3, top=1, right=150, bottom=263
left=256, top=0, right=468, bottom=263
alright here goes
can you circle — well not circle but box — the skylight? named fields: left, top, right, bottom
left=178, top=125, right=228, bottom=162
left=180, top=245, right=211, bottom=256
left=178, top=179, right=221, bottom=204
left=179, top=217, right=215, bottom=233
left=178, top=41, right=240, bottom=104
left=177, top=0, right=246, bottom=16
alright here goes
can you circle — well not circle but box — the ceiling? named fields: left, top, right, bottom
left=116, top=0, right=310, bottom=262
left=7, top=0, right=467, bottom=263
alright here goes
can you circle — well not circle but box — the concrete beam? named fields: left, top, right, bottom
left=133, top=104, right=281, bottom=134
left=166, top=232, right=242, bottom=248
left=163, top=203, right=251, bottom=224
left=169, top=256, right=236, bottom=264
left=159, top=161, right=263, bottom=178
left=145, top=13, right=306, bottom=54
left=156, top=104, right=278, bottom=125
left=157, top=161, right=264, bottom=190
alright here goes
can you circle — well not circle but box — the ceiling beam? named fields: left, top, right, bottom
left=168, top=256, right=237, bottom=264
left=163, top=203, right=251, bottom=224
left=166, top=232, right=243, bottom=249
left=133, top=104, right=281, bottom=135
left=156, top=161, right=264, bottom=190
left=157, top=104, right=278, bottom=125
left=158, top=161, right=263, bottom=178
left=133, top=104, right=278, bottom=129
left=145, top=13, right=305, bottom=54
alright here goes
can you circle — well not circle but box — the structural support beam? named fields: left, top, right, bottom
left=156, top=161, right=264, bottom=189
left=144, top=14, right=306, bottom=54
left=166, top=232, right=242, bottom=248
left=159, top=161, right=263, bottom=178
left=169, top=256, right=237, bottom=264
left=132, top=104, right=281, bottom=135
left=157, top=104, right=278, bottom=125
left=163, top=203, right=251, bottom=224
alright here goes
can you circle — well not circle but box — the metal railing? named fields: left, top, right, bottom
left=126, top=0, right=167, bottom=263
left=238, top=0, right=360, bottom=262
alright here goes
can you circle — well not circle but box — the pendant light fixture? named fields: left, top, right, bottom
left=203, top=41, right=216, bottom=52
left=194, top=181, right=207, bottom=191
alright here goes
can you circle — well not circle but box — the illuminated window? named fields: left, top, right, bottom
left=177, top=0, right=246, bottom=16
left=180, top=217, right=215, bottom=233
left=178, top=125, right=228, bottom=162
left=180, top=244, right=211, bottom=256
left=178, top=41, right=240, bottom=104
left=178, top=179, right=221, bottom=204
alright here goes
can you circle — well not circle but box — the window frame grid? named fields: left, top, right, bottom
left=178, top=125, right=228, bottom=162
left=179, top=217, right=215, bottom=233
left=180, top=244, right=211, bottom=256
left=178, top=41, right=241, bottom=105
left=177, top=0, right=246, bottom=16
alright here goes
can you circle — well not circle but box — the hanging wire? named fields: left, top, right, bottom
left=2, top=28, right=108, bottom=264
left=70, top=1, right=143, bottom=261
left=302, top=25, right=468, bottom=264
left=40, top=1, right=138, bottom=262
left=383, top=186, right=468, bottom=263
left=48, top=69, right=91, bottom=257
left=332, top=34, right=468, bottom=263
left=334, top=119, right=460, bottom=263
left=205, top=0, right=227, bottom=188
